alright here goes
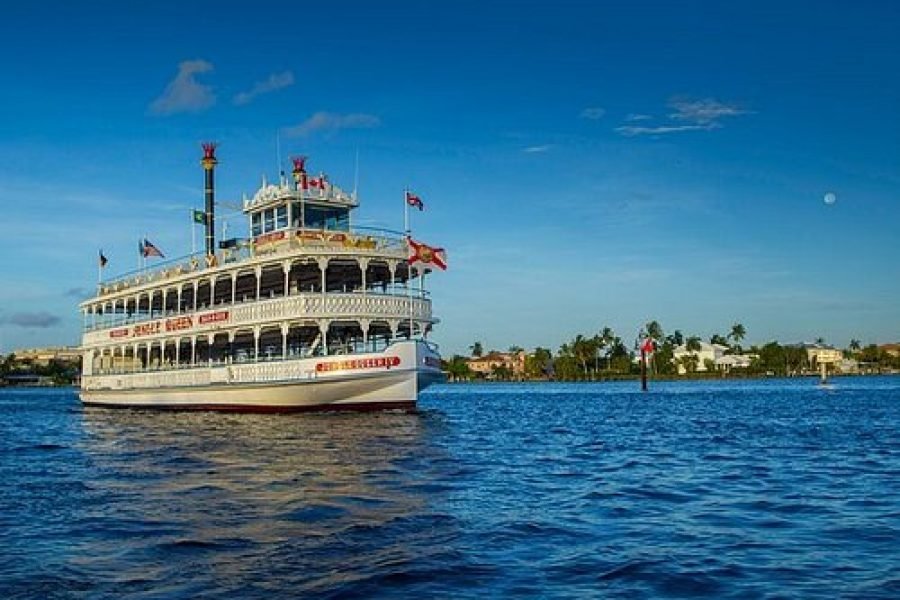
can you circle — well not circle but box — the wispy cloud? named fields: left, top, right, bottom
left=282, top=111, right=381, bottom=137
left=149, top=59, right=216, bottom=115
left=523, top=144, right=552, bottom=153
left=0, top=311, right=61, bottom=328
left=616, top=96, right=749, bottom=136
left=668, top=97, right=747, bottom=124
left=233, top=71, right=294, bottom=106
left=580, top=107, right=606, bottom=120
left=64, top=287, right=91, bottom=298
left=616, top=123, right=717, bottom=137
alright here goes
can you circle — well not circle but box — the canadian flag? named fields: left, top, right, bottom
left=640, top=338, right=655, bottom=354
left=408, top=238, right=447, bottom=271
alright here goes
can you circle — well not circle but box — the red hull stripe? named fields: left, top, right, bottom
left=81, top=401, right=416, bottom=414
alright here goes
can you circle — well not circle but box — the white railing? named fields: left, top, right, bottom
left=82, top=292, right=432, bottom=347
left=95, top=227, right=408, bottom=298
left=83, top=368, right=214, bottom=390
left=83, top=361, right=318, bottom=390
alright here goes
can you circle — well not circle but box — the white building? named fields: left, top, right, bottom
left=672, top=342, right=729, bottom=374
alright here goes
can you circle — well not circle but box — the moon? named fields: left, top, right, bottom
left=824, top=191, right=837, bottom=205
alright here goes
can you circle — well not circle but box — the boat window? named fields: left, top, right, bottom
left=251, top=212, right=262, bottom=237
left=276, top=205, right=288, bottom=229
left=291, top=202, right=301, bottom=228
left=264, top=208, right=275, bottom=232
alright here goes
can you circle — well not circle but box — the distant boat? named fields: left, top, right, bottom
left=79, top=146, right=445, bottom=412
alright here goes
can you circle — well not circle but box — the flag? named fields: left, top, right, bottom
left=142, top=238, right=165, bottom=258
left=640, top=338, right=655, bottom=354
left=99, top=250, right=108, bottom=268
left=406, top=191, right=424, bottom=211
left=192, top=209, right=207, bottom=225
left=408, top=238, right=447, bottom=271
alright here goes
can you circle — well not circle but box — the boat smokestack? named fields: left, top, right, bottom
left=201, top=142, right=218, bottom=256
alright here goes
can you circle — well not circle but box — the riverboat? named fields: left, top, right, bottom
left=78, top=145, right=445, bottom=411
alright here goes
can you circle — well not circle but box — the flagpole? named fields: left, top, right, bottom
left=408, top=266, right=415, bottom=340
left=97, top=252, right=102, bottom=284
left=404, top=188, right=410, bottom=237
left=191, top=210, right=196, bottom=256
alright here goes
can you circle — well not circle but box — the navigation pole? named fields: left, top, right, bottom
left=201, top=142, right=218, bottom=257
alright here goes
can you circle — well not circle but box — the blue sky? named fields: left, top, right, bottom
left=1, top=1, right=898, bottom=355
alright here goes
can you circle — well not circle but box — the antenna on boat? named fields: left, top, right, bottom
left=276, top=131, right=284, bottom=185
left=352, top=146, right=360, bottom=201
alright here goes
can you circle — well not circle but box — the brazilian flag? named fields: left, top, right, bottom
left=192, top=210, right=206, bottom=225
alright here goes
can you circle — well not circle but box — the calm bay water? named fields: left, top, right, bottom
left=1, top=378, right=899, bottom=598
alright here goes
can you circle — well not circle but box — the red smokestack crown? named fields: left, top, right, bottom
left=201, top=142, right=218, bottom=169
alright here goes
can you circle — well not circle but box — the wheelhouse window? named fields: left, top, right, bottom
left=276, top=205, right=288, bottom=229
left=303, top=206, right=350, bottom=231
left=251, top=212, right=262, bottom=237
left=264, top=208, right=275, bottom=232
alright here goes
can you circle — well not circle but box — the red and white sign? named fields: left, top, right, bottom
left=316, top=356, right=401, bottom=373
left=165, top=316, right=193, bottom=332
left=199, top=310, right=229, bottom=325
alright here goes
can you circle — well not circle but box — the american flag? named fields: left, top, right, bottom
left=142, top=238, right=165, bottom=259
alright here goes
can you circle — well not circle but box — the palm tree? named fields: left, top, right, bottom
left=849, top=339, right=861, bottom=353
left=667, top=329, right=684, bottom=347
left=686, top=336, right=702, bottom=353
left=710, top=333, right=728, bottom=346
left=645, top=320, right=664, bottom=341
left=469, top=341, right=483, bottom=357
left=729, top=323, right=746, bottom=345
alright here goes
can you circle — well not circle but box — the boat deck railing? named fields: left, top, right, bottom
left=96, top=226, right=411, bottom=297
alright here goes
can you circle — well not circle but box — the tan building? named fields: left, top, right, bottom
left=879, top=343, right=900, bottom=358
left=466, top=351, right=526, bottom=379
left=802, top=343, right=842, bottom=367
left=11, top=346, right=82, bottom=366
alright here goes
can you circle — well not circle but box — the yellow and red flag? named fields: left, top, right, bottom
left=408, top=238, right=447, bottom=271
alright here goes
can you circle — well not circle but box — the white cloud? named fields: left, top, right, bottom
left=580, top=107, right=606, bottom=120
left=523, top=144, right=552, bottom=153
left=668, top=97, right=747, bottom=124
left=616, top=96, right=749, bottom=136
left=282, top=111, right=381, bottom=137
left=149, top=59, right=216, bottom=115
left=233, top=71, right=294, bottom=106
left=615, top=123, right=718, bottom=137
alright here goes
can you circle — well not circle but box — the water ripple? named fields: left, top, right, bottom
left=2, top=379, right=900, bottom=597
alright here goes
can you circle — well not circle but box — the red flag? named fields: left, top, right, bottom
left=408, top=238, right=447, bottom=271
left=405, top=191, right=424, bottom=211
left=640, top=338, right=655, bottom=354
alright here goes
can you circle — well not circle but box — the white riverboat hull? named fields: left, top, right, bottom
left=79, top=340, right=443, bottom=412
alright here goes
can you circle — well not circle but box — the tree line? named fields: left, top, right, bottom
left=0, top=353, right=80, bottom=386
left=443, top=321, right=900, bottom=381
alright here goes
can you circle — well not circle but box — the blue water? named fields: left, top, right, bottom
left=2, top=378, right=899, bottom=598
